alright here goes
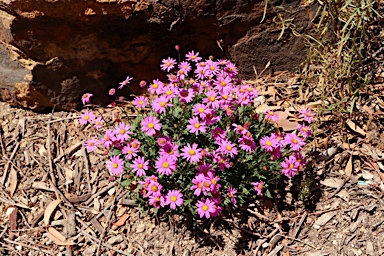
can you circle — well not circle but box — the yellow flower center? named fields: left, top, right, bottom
left=148, top=123, right=154, bottom=129
left=82, top=94, right=88, bottom=98
left=289, top=163, right=294, bottom=169
left=138, top=164, right=143, bottom=169
left=209, top=96, right=215, bottom=102
left=132, top=142, right=138, bottom=148
left=220, top=81, right=226, bottom=86
left=90, top=142, right=94, bottom=146
left=127, top=150, right=132, bottom=154
left=223, top=95, right=228, bottom=99
left=199, top=108, right=204, bottom=113
left=113, top=163, right=118, bottom=168
left=258, top=183, right=263, bottom=189
left=120, top=129, right=125, bottom=135
left=212, top=179, right=217, bottom=185
left=210, top=66, right=215, bottom=71
left=240, top=88, right=245, bottom=93
left=266, top=141, right=272, bottom=146
left=105, top=136, right=109, bottom=141
left=204, top=181, right=210, bottom=188
left=194, top=123, right=200, bottom=128
left=151, top=185, right=158, bottom=192
left=163, top=162, right=169, bottom=168
left=226, top=145, right=232, bottom=151
left=139, top=100, right=144, bottom=105
left=166, top=61, right=171, bottom=66
left=166, top=90, right=172, bottom=95
left=171, top=195, right=177, bottom=202
left=160, top=102, right=166, bottom=107
left=153, top=83, right=158, bottom=88
left=198, top=182, right=203, bottom=188
left=189, top=149, right=195, bottom=155
left=202, top=205, right=209, bottom=211
left=84, top=115, right=89, bottom=120
left=292, top=139, right=298, bottom=144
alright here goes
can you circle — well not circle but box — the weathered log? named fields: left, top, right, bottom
left=0, top=0, right=314, bottom=110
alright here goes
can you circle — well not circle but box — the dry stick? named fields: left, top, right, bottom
left=327, top=176, right=350, bottom=199
left=84, top=181, right=117, bottom=205
left=3, top=238, right=55, bottom=255
left=46, top=116, right=80, bottom=124
left=79, top=229, right=133, bottom=256
left=290, top=211, right=308, bottom=241
left=82, top=144, right=92, bottom=192
left=266, top=244, right=284, bottom=256
left=280, top=235, right=318, bottom=249
left=0, top=142, right=19, bottom=186
left=48, top=179, right=74, bottom=208
left=46, top=123, right=57, bottom=186
left=95, top=176, right=122, bottom=256
left=0, top=225, right=8, bottom=239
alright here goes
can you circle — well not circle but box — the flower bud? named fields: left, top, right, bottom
left=175, top=45, right=180, bottom=51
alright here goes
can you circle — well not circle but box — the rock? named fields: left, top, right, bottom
left=0, top=0, right=315, bottom=110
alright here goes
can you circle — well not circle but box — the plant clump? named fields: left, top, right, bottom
left=79, top=49, right=314, bottom=221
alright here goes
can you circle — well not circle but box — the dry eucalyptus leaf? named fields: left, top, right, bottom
left=9, top=168, right=17, bottom=197
left=313, top=212, right=335, bottom=229
left=47, top=227, right=75, bottom=245
left=113, top=213, right=130, bottom=228
left=345, top=156, right=353, bottom=177
left=320, top=178, right=343, bottom=188
left=337, top=189, right=350, bottom=202
left=38, top=144, right=47, bottom=156
left=346, top=119, right=366, bottom=136
left=275, top=111, right=299, bottom=131
left=44, top=199, right=62, bottom=226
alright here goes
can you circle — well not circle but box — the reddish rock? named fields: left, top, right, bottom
left=0, top=0, right=314, bottom=110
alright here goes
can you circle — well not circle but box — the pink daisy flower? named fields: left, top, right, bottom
left=122, top=144, right=138, bottom=160
left=93, top=117, right=104, bottom=130
left=297, top=124, right=313, bottom=138
left=161, top=85, right=178, bottom=100
left=101, top=129, right=115, bottom=148
left=148, top=79, right=164, bottom=95
left=159, top=143, right=180, bottom=161
left=132, top=96, right=149, bottom=109
left=251, top=181, right=264, bottom=195
left=187, top=117, right=207, bottom=135
left=165, top=190, right=184, bottom=209
left=160, top=57, right=176, bottom=72
left=130, top=140, right=141, bottom=150
left=131, top=156, right=150, bottom=177
left=186, top=50, right=202, bottom=62
left=239, top=137, right=257, bottom=152
left=179, top=88, right=194, bottom=103
left=264, top=109, right=279, bottom=122
left=281, top=155, right=299, bottom=178
left=118, top=76, right=132, bottom=90
left=196, top=162, right=214, bottom=175
left=109, top=88, right=116, bottom=96
left=85, top=138, right=100, bottom=152
left=114, top=122, right=133, bottom=142
left=299, top=108, right=316, bottom=123
left=155, top=155, right=177, bottom=176
left=147, top=181, right=163, bottom=197
left=190, top=174, right=206, bottom=196
left=181, top=143, right=203, bottom=163
left=260, top=136, right=278, bottom=152
left=192, top=103, right=209, bottom=119
left=196, top=198, right=216, bottom=219
left=152, top=95, right=173, bottom=114
left=224, top=61, right=238, bottom=77
left=178, top=61, right=192, bottom=73
left=203, top=90, right=220, bottom=109
left=141, top=116, right=161, bottom=136
left=79, top=111, right=95, bottom=125
left=106, top=156, right=124, bottom=175
left=148, top=194, right=165, bottom=209
left=81, top=93, right=93, bottom=105
left=217, top=139, right=238, bottom=158
left=227, top=186, right=237, bottom=205
left=284, top=133, right=306, bottom=151
left=211, top=127, right=227, bottom=142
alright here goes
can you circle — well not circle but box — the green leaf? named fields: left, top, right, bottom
left=120, top=179, right=132, bottom=187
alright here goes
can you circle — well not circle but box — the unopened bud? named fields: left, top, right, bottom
left=175, top=45, right=180, bottom=51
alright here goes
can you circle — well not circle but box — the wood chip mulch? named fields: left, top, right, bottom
left=1, top=73, right=384, bottom=256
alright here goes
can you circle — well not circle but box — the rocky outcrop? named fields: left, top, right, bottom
left=0, top=0, right=314, bottom=110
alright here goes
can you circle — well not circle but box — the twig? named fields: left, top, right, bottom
left=48, top=179, right=74, bottom=208
left=81, top=143, right=92, bottom=192
left=247, top=208, right=271, bottom=221
left=85, top=181, right=117, bottom=205
left=266, top=244, right=283, bottom=256
left=95, top=176, right=122, bottom=256
left=46, top=124, right=57, bottom=186
left=290, top=211, right=308, bottom=240
left=0, top=225, right=8, bottom=239
left=3, top=238, right=55, bottom=255
left=46, top=116, right=80, bottom=124
left=0, top=242, right=23, bottom=256
left=0, top=141, right=19, bottom=186
left=280, top=235, right=318, bottom=249
left=327, top=176, right=349, bottom=199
